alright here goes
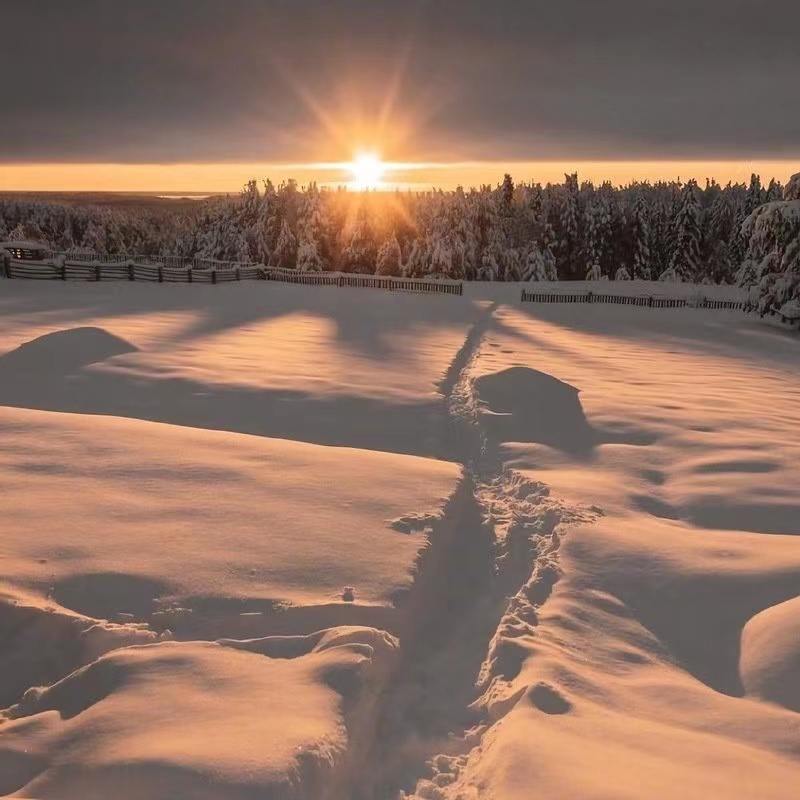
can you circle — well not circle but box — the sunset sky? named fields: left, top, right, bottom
left=3, top=0, right=799, bottom=192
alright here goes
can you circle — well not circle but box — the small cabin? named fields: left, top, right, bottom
left=0, top=240, right=49, bottom=260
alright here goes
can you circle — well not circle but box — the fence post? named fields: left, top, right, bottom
left=158, top=267, right=163, bottom=283
left=587, top=291, right=593, bottom=303
left=188, top=268, right=193, bottom=283
left=95, top=264, right=101, bottom=282
left=128, top=264, right=135, bottom=281
left=236, top=267, right=240, bottom=281
left=61, top=262, right=67, bottom=281
left=211, top=270, right=217, bottom=285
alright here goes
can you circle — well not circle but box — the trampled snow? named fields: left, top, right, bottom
left=0, top=279, right=798, bottom=799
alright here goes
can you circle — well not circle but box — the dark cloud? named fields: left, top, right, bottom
left=2, top=0, right=799, bottom=162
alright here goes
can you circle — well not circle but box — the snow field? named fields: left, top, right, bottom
left=1, top=279, right=799, bottom=799
left=417, top=301, right=800, bottom=799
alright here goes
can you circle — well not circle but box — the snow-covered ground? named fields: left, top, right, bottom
left=0, top=279, right=798, bottom=799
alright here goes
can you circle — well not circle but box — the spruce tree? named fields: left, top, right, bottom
left=632, top=193, right=652, bottom=280
left=376, top=234, right=403, bottom=276
left=273, top=219, right=297, bottom=268
left=669, top=180, right=703, bottom=281
left=746, top=173, right=764, bottom=215
left=558, top=173, right=581, bottom=279
left=742, top=172, right=800, bottom=316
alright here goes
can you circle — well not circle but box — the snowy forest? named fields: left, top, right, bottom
left=2, top=172, right=799, bottom=311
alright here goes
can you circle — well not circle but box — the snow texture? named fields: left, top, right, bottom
left=1, top=278, right=799, bottom=800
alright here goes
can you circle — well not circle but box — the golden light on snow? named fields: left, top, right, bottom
left=347, top=153, right=386, bottom=190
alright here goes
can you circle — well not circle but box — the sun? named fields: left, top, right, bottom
left=348, top=153, right=385, bottom=189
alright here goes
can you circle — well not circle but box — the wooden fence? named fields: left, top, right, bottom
left=520, top=289, right=744, bottom=311
left=4, top=261, right=749, bottom=308
left=265, top=267, right=463, bottom=295
left=2, top=260, right=464, bottom=296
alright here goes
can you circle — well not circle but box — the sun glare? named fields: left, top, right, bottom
left=348, top=153, right=385, bottom=189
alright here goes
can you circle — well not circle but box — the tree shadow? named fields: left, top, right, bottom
left=1, top=281, right=489, bottom=366
left=0, top=325, right=446, bottom=457
left=514, top=303, right=800, bottom=372
left=0, top=327, right=138, bottom=374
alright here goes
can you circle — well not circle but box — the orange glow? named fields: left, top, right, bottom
left=0, top=161, right=798, bottom=194
left=347, top=153, right=386, bottom=190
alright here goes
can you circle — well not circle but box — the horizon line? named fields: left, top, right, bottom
left=1, top=159, right=797, bottom=194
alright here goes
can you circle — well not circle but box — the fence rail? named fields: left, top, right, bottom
left=3, top=260, right=464, bottom=297
left=263, top=268, right=463, bottom=295
left=3, top=259, right=749, bottom=309
left=520, top=289, right=744, bottom=311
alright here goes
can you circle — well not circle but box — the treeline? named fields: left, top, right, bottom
left=0, top=173, right=790, bottom=286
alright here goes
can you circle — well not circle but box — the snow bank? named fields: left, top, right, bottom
left=2, top=631, right=396, bottom=799
left=741, top=596, right=800, bottom=712
left=0, top=595, right=159, bottom=708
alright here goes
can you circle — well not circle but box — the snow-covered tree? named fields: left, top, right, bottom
left=376, top=234, right=403, bottom=276
left=504, top=247, right=523, bottom=281
left=585, top=261, right=603, bottom=281
left=272, top=219, right=297, bottom=268
left=340, top=210, right=376, bottom=273
left=7, top=223, right=27, bottom=241
left=614, top=265, right=631, bottom=280
left=668, top=179, right=703, bottom=281
left=631, top=193, right=652, bottom=280
left=478, top=245, right=502, bottom=281
left=522, top=245, right=557, bottom=281
left=405, top=237, right=430, bottom=278
left=1, top=170, right=793, bottom=288
left=703, top=190, right=737, bottom=283
left=558, top=173, right=582, bottom=279
left=658, top=265, right=681, bottom=282
left=741, top=172, right=800, bottom=316
left=766, top=178, right=783, bottom=203
left=745, top=173, right=765, bottom=215
left=428, top=232, right=455, bottom=278
left=583, top=194, right=612, bottom=275
left=297, top=237, right=325, bottom=271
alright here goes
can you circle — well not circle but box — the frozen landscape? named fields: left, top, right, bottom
left=3, top=0, right=800, bottom=794
left=1, top=277, right=798, bottom=799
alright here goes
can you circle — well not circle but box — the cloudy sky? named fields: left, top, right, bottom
left=2, top=0, right=799, bottom=188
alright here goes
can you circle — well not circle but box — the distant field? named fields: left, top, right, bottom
left=0, top=191, right=225, bottom=210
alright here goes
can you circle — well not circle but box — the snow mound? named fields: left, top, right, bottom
left=474, top=367, right=596, bottom=454
left=0, top=596, right=159, bottom=708
left=2, top=633, right=396, bottom=799
left=474, top=365, right=654, bottom=456
left=740, top=596, right=800, bottom=712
